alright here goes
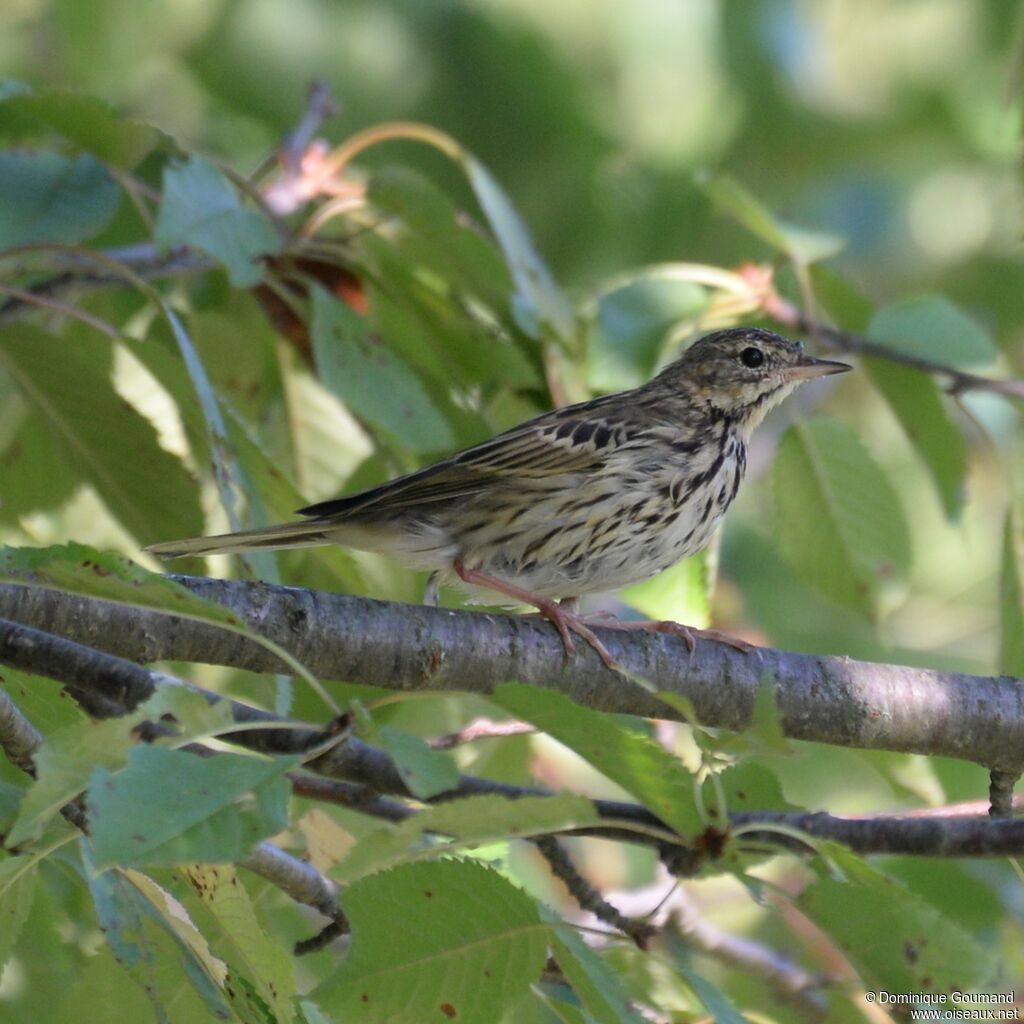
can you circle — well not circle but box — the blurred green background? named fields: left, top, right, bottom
left=2, top=0, right=1024, bottom=1015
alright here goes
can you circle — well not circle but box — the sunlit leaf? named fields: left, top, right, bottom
left=155, top=155, right=281, bottom=287
left=773, top=418, right=911, bottom=617
left=0, top=151, right=120, bottom=247
left=181, top=864, right=296, bottom=1024
left=316, top=859, right=548, bottom=1024
left=0, top=326, right=204, bottom=544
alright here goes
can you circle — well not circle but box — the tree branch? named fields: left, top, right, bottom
left=2, top=577, right=1021, bottom=773
left=5, top=600, right=1024, bottom=860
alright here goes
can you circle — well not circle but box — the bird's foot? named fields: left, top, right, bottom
left=452, top=561, right=618, bottom=668
left=581, top=614, right=754, bottom=654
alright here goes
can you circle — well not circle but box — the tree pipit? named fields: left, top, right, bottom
left=148, top=327, right=851, bottom=667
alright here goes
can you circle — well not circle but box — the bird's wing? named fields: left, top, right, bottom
left=298, top=398, right=636, bottom=521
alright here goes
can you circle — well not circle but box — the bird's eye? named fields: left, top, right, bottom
left=739, top=347, right=765, bottom=368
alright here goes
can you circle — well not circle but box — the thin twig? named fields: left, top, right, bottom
left=535, top=835, right=656, bottom=948
left=753, top=268, right=1024, bottom=400
left=428, top=717, right=535, bottom=749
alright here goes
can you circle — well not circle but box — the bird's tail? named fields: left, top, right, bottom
left=145, top=520, right=332, bottom=559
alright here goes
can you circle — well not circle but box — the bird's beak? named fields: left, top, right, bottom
left=783, top=355, right=853, bottom=380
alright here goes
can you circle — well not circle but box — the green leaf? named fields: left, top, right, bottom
left=698, top=173, right=844, bottom=263
left=334, top=794, right=600, bottom=884
left=155, top=156, right=280, bottom=287
left=316, top=859, right=548, bottom=1024
left=586, top=273, right=708, bottom=391
left=311, top=287, right=455, bottom=453
left=798, top=844, right=993, bottom=992
left=550, top=926, right=646, bottom=1024
left=461, top=154, right=576, bottom=344
left=0, top=543, right=331, bottom=707
left=368, top=166, right=513, bottom=312
left=0, top=326, right=204, bottom=544
left=0, top=543, right=243, bottom=629
left=88, top=747, right=297, bottom=868
left=373, top=726, right=461, bottom=800
left=0, top=151, right=119, bottom=248
left=864, top=358, right=968, bottom=518
left=678, top=965, right=748, bottom=1024
left=8, top=715, right=140, bottom=846
left=83, top=843, right=233, bottom=1019
left=182, top=864, right=296, bottom=1024
left=490, top=683, right=701, bottom=836
left=1000, top=508, right=1024, bottom=676
left=0, top=87, right=162, bottom=168
left=773, top=418, right=911, bottom=617
left=0, top=856, right=37, bottom=971
left=0, top=387, right=78, bottom=524
left=868, top=295, right=998, bottom=368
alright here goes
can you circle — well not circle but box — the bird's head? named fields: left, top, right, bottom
left=654, top=327, right=851, bottom=437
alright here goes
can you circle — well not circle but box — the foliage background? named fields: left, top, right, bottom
left=1, top=0, right=1023, bottom=1021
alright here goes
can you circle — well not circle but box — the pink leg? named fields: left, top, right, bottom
left=453, top=560, right=618, bottom=668
left=598, top=618, right=753, bottom=654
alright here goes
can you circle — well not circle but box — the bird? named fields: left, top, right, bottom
left=147, top=327, right=851, bottom=667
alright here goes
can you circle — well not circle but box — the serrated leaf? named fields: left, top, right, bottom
left=373, top=726, right=460, bottom=800
left=0, top=151, right=120, bottom=247
left=0, top=326, right=204, bottom=544
left=868, top=295, right=998, bottom=368
left=1000, top=509, right=1024, bottom=676
left=490, top=684, right=700, bottom=837
left=0, top=87, right=162, bottom=168
left=316, top=859, right=548, bottom=1024
left=461, top=154, right=576, bottom=344
left=586, top=274, right=708, bottom=391
left=334, top=794, right=600, bottom=884
left=88, top=747, right=297, bottom=868
left=182, top=864, right=296, bottom=1024
left=798, top=845, right=993, bottom=992
left=8, top=715, right=140, bottom=847
left=773, top=418, right=911, bottom=617
left=698, top=173, right=844, bottom=263
left=0, top=856, right=37, bottom=971
left=864, top=358, right=968, bottom=518
left=550, top=926, right=646, bottom=1024
left=311, top=287, right=455, bottom=453
left=155, top=156, right=280, bottom=287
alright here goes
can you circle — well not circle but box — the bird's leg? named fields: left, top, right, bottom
left=452, top=560, right=618, bottom=669
left=422, top=572, right=441, bottom=608
left=596, top=619, right=754, bottom=654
